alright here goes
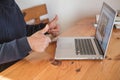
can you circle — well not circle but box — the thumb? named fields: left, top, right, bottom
left=40, top=24, right=49, bottom=34
left=52, top=15, right=58, bottom=23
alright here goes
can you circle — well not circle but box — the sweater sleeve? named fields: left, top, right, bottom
left=0, top=37, right=31, bottom=64
left=26, top=23, right=47, bottom=36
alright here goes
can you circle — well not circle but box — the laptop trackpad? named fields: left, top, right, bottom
left=55, top=38, right=76, bottom=59
left=56, top=38, right=75, bottom=49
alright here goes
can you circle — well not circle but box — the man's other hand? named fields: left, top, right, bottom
left=27, top=25, right=51, bottom=52
left=48, top=15, right=60, bottom=37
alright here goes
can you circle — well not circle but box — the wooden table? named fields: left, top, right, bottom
left=0, top=17, right=120, bottom=80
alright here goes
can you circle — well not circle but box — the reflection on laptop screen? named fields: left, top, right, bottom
left=96, top=2, right=116, bottom=54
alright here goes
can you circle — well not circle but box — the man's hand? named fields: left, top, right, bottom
left=27, top=25, right=51, bottom=52
left=48, top=15, right=60, bottom=37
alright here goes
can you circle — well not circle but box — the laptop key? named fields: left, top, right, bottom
left=75, top=39, right=79, bottom=55
left=75, top=39, right=96, bottom=55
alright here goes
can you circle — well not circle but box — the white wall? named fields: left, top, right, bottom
left=15, top=0, right=120, bottom=32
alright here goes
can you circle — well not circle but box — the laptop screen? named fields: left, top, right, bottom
left=96, top=2, right=116, bottom=54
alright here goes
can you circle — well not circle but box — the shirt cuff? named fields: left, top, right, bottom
left=16, top=37, right=32, bottom=56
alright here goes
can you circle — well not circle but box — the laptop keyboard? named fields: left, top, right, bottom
left=75, top=39, right=96, bottom=55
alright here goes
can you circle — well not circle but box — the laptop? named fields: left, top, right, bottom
left=55, top=2, right=117, bottom=60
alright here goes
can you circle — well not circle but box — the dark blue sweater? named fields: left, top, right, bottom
left=0, top=0, right=46, bottom=65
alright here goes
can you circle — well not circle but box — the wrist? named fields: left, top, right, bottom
left=27, top=37, right=33, bottom=50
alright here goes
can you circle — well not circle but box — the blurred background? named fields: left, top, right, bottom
left=15, top=0, right=120, bottom=32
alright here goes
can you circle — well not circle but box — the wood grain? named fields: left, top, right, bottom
left=0, top=17, right=120, bottom=80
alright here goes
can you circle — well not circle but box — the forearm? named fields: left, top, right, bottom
left=26, top=23, right=46, bottom=36
left=0, top=37, right=31, bottom=64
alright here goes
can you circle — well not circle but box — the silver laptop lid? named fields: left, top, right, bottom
left=95, top=2, right=117, bottom=56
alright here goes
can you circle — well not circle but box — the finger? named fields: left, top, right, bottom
left=50, top=15, right=58, bottom=27
left=52, top=32, right=59, bottom=36
left=46, top=36, right=51, bottom=43
left=49, top=25, right=59, bottom=32
left=49, top=26, right=59, bottom=33
left=50, top=28, right=59, bottom=32
left=48, top=29, right=59, bottom=34
left=40, top=24, right=49, bottom=34
left=53, top=15, right=58, bottom=21
left=42, top=37, right=51, bottom=49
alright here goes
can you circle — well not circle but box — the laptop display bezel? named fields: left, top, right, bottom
left=95, top=2, right=117, bottom=57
